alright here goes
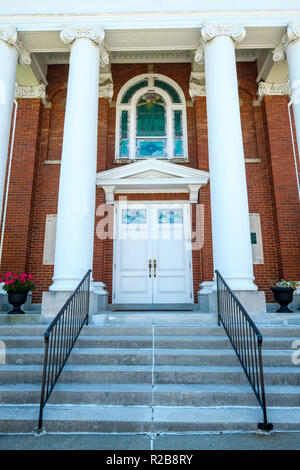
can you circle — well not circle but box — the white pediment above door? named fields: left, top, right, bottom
left=96, top=159, right=209, bottom=203
left=126, top=169, right=177, bottom=179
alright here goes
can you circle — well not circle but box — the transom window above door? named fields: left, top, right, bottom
left=116, top=73, right=188, bottom=160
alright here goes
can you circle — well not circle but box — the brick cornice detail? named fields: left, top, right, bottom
left=14, top=84, right=46, bottom=101
left=258, top=81, right=291, bottom=100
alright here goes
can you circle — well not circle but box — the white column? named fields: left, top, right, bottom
left=50, top=26, right=107, bottom=291
left=196, top=24, right=256, bottom=291
left=0, top=27, right=30, bottom=223
left=274, top=24, right=300, bottom=160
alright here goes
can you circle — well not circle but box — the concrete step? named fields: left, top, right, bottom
left=1, top=325, right=226, bottom=337
left=1, top=364, right=299, bottom=385
left=3, top=347, right=295, bottom=367
left=1, top=324, right=299, bottom=338
left=1, top=334, right=295, bottom=350
left=0, top=314, right=46, bottom=325
left=0, top=364, right=153, bottom=384
left=1, top=404, right=300, bottom=433
left=260, top=327, right=300, bottom=337
left=1, top=383, right=300, bottom=407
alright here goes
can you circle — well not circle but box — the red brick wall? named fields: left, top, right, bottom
left=1, top=99, right=43, bottom=278
left=1, top=62, right=299, bottom=304
left=262, top=94, right=300, bottom=285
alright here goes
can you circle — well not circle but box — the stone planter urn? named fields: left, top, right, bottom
left=271, top=286, right=294, bottom=313
left=7, top=290, right=29, bottom=314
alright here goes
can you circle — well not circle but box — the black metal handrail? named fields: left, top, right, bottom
left=215, top=270, right=273, bottom=431
left=35, top=270, right=91, bottom=432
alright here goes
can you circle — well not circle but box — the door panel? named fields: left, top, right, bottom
left=113, top=203, right=193, bottom=304
left=152, top=204, right=193, bottom=303
left=114, top=205, right=152, bottom=303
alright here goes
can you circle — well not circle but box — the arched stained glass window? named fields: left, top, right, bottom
left=116, top=74, right=187, bottom=160
left=136, top=93, right=167, bottom=157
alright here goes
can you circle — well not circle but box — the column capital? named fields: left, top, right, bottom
left=0, top=26, right=31, bottom=66
left=0, top=25, right=17, bottom=46
left=201, top=23, right=246, bottom=43
left=195, top=23, right=246, bottom=63
left=273, top=23, right=300, bottom=62
left=257, top=80, right=291, bottom=101
left=60, top=25, right=109, bottom=66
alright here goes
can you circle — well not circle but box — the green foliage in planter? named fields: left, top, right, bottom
left=0, top=272, right=36, bottom=292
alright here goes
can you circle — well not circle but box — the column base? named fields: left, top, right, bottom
left=221, top=277, right=258, bottom=291
left=198, top=283, right=266, bottom=316
left=49, top=277, right=84, bottom=292
left=42, top=291, right=73, bottom=319
left=90, top=282, right=108, bottom=314
left=42, top=282, right=109, bottom=319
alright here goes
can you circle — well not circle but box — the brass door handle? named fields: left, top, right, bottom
left=148, top=259, right=152, bottom=278
left=153, top=259, right=157, bottom=278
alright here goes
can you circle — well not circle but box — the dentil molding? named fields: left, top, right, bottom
left=257, top=80, right=291, bottom=100
left=0, top=26, right=31, bottom=66
left=195, top=23, right=246, bottom=63
left=273, top=23, right=300, bottom=62
left=14, top=84, right=46, bottom=101
left=60, top=25, right=109, bottom=67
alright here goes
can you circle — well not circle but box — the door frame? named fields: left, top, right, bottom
left=112, top=200, right=194, bottom=304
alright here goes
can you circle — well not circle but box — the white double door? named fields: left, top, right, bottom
left=113, top=202, right=193, bottom=304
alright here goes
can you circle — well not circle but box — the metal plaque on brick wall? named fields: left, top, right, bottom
left=249, top=213, right=264, bottom=265
left=43, top=214, right=57, bottom=265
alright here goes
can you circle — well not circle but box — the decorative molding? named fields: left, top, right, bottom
left=0, top=26, right=31, bottom=66
left=14, top=83, right=46, bottom=101
left=273, top=23, right=300, bottom=63
left=45, top=49, right=255, bottom=65
left=99, top=72, right=113, bottom=100
left=110, top=50, right=192, bottom=63
left=60, top=25, right=109, bottom=67
left=257, top=80, right=291, bottom=100
left=102, top=185, right=115, bottom=204
left=15, top=40, right=31, bottom=66
left=195, top=23, right=246, bottom=63
left=189, top=72, right=206, bottom=101
left=194, top=42, right=205, bottom=64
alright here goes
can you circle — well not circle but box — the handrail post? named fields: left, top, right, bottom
left=86, top=271, right=90, bottom=326
left=216, top=272, right=221, bottom=326
left=34, top=333, right=49, bottom=434
left=257, top=337, right=273, bottom=432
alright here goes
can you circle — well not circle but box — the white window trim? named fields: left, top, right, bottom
left=115, top=73, right=188, bottom=161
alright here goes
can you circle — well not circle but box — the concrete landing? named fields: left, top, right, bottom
left=89, top=312, right=218, bottom=326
